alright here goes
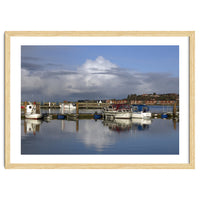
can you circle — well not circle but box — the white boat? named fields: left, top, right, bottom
left=115, top=110, right=132, bottom=119
left=103, top=110, right=118, bottom=116
left=102, top=105, right=117, bottom=117
left=131, top=105, right=152, bottom=119
left=103, top=104, right=131, bottom=119
left=132, top=112, right=151, bottom=119
left=60, top=103, right=76, bottom=109
left=25, top=102, right=43, bottom=119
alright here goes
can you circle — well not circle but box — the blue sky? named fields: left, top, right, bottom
left=21, top=45, right=179, bottom=102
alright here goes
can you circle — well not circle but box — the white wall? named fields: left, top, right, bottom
left=0, top=1, right=199, bottom=200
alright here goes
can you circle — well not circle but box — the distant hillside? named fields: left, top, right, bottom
left=127, top=93, right=179, bottom=102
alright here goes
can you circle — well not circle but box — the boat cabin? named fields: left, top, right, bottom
left=131, top=105, right=150, bottom=113
left=26, top=103, right=40, bottom=114
left=26, top=104, right=35, bottom=114
left=112, top=104, right=131, bottom=111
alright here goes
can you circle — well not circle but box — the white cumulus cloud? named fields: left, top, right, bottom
left=21, top=56, right=179, bottom=101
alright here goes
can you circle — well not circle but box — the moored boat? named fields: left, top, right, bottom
left=57, top=115, right=65, bottom=119
left=60, top=103, right=76, bottom=109
left=103, top=104, right=132, bottom=119
left=131, top=104, right=151, bottom=119
left=161, top=113, right=168, bottom=118
left=25, top=102, right=43, bottom=119
left=114, top=110, right=132, bottom=119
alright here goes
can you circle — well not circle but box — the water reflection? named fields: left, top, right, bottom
left=173, top=118, right=179, bottom=130
left=23, top=119, right=42, bottom=136
left=132, top=118, right=151, bottom=132
left=22, top=117, right=175, bottom=137
left=21, top=117, right=179, bottom=154
left=60, top=108, right=75, bottom=114
left=102, top=119, right=132, bottom=133
left=102, top=118, right=152, bottom=133
left=22, top=118, right=154, bottom=136
left=76, top=120, right=117, bottom=152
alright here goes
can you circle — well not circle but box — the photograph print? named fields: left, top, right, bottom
left=21, top=45, right=179, bottom=155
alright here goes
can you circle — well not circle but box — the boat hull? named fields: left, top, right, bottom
left=132, top=112, right=151, bottom=119
left=94, top=114, right=102, bottom=119
left=57, top=115, right=65, bottom=119
left=103, top=110, right=117, bottom=116
left=25, top=113, right=43, bottom=119
left=115, top=112, right=132, bottom=119
left=161, top=113, right=168, bottom=118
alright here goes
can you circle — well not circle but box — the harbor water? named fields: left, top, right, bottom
left=21, top=107, right=179, bottom=155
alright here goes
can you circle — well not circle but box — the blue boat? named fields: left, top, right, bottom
left=94, top=113, right=102, bottom=119
left=161, top=113, right=168, bottom=118
left=57, top=115, right=65, bottom=119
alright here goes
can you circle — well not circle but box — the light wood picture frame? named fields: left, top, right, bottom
left=5, top=31, right=195, bottom=169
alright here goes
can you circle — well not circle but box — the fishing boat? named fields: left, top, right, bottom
left=114, top=110, right=132, bottom=119
left=102, top=104, right=118, bottom=115
left=102, top=105, right=117, bottom=119
left=25, top=102, right=43, bottom=119
left=60, top=103, right=76, bottom=109
left=131, top=104, right=151, bottom=119
left=103, top=104, right=132, bottom=119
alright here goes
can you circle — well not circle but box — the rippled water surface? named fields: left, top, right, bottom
left=21, top=116, right=179, bottom=154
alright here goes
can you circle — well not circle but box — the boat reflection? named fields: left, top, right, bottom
left=132, top=118, right=152, bottom=131
left=24, top=119, right=42, bottom=136
left=60, top=107, right=75, bottom=114
left=103, top=118, right=152, bottom=133
left=103, top=119, right=132, bottom=133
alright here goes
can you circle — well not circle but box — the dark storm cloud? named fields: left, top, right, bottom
left=21, top=62, right=65, bottom=71
left=22, top=55, right=67, bottom=71
left=46, top=63, right=65, bottom=67
left=143, top=73, right=179, bottom=94
left=41, top=70, right=78, bottom=78
left=21, top=62, right=44, bottom=71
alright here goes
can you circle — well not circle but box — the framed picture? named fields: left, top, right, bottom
left=5, top=31, right=195, bottom=169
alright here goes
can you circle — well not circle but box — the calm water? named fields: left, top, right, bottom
left=21, top=110, right=179, bottom=154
